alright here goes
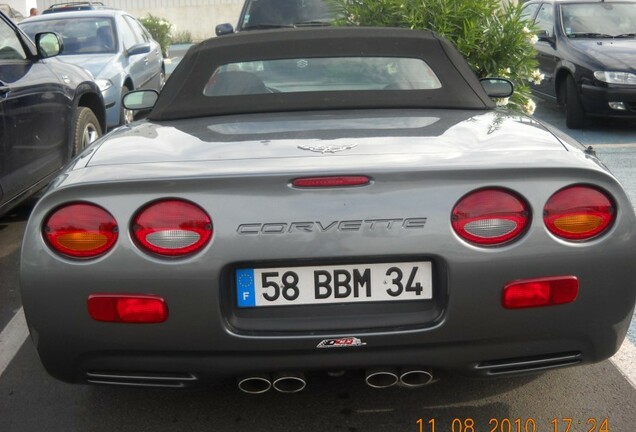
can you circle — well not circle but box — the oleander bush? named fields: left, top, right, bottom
left=330, top=0, right=541, bottom=114
left=139, top=14, right=172, bottom=58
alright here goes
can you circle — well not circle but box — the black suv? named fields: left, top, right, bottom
left=0, top=10, right=106, bottom=216
left=216, top=0, right=335, bottom=35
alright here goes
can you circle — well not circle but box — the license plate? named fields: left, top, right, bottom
left=236, top=261, right=432, bottom=308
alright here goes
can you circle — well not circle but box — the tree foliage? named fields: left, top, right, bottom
left=330, top=0, right=540, bottom=114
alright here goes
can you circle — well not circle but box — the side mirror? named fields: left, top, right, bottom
left=536, top=30, right=554, bottom=43
left=480, top=78, right=514, bottom=98
left=36, top=32, right=62, bottom=58
left=127, top=43, right=151, bottom=56
left=215, top=23, right=234, bottom=36
left=123, top=90, right=159, bottom=112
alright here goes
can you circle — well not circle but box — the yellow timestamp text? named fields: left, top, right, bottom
left=416, top=417, right=610, bottom=432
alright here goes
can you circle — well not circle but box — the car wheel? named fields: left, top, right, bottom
left=72, top=107, right=102, bottom=156
left=120, top=86, right=134, bottom=125
left=564, top=75, right=585, bottom=129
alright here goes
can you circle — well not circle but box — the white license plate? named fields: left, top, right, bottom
left=236, top=261, right=432, bottom=308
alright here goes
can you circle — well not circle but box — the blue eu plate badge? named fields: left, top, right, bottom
left=236, top=269, right=256, bottom=307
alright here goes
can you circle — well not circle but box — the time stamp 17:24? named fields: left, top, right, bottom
left=416, top=417, right=610, bottom=432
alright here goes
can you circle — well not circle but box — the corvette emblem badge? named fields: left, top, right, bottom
left=298, top=144, right=358, bottom=154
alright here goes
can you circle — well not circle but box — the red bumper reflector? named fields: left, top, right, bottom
left=87, top=295, right=168, bottom=323
left=502, top=276, right=579, bottom=309
left=292, top=176, right=370, bottom=188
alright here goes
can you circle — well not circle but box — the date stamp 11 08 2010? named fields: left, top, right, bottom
left=416, top=417, right=610, bottom=432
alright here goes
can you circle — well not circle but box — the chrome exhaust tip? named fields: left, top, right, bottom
left=272, top=372, right=306, bottom=393
left=237, top=374, right=272, bottom=394
left=365, top=368, right=399, bottom=388
left=399, top=368, right=434, bottom=387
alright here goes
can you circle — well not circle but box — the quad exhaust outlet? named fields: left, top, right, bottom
left=238, top=368, right=435, bottom=393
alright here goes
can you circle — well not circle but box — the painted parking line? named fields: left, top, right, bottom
left=0, top=307, right=29, bottom=378
left=611, top=339, right=636, bottom=389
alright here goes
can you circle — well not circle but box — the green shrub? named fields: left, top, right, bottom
left=330, top=0, right=541, bottom=114
left=171, top=30, right=193, bottom=45
left=139, top=14, right=172, bottom=58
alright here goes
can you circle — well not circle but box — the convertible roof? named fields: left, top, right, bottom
left=150, top=27, right=496, bottom=121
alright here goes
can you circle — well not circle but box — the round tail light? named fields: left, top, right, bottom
left=43, top=203, right=118, bottom=258
left=451, top=188, right=530, bottom=246
left=132, top=199, right=213, bottom=257
left=544, top=185, right=615, bottom=240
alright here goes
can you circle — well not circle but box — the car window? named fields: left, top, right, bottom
left=20, top=17, right=117, bottom=54
left=123, top=15, right=148, bottom=44
left=116, top=15, right=139, bottom=49
left=534, top=3, right=555, bottom=36
left=561, top=2, right=636, bottom=37
left=520, top=3, right=540, bottom=21
left=0, top=18, right=27, bottom=60
left=241, top=0, right=335, bottom=29
left=203, top=57, right=442, bottom=96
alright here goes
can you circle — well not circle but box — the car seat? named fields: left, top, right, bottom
left=96, top=26, right=115, bottom=51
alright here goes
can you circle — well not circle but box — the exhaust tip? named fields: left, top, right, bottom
left=272, top=372, right=306, bottom=393
left=238, top=374, right=271, bottom=394
left=399, top=368, right=434, bottom=387
left=365, top=369, right=399, bottom=389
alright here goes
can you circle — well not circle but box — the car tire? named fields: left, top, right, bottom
left=120, top=86, right=134, bottom=125
left=72, top=107, right=102, bottom=156
left=564, top=75, right=585, bottom=129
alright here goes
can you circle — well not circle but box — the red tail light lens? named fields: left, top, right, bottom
left=451, top=188, right=530, bottom=246
left=43, top=203, right=118, bottom=258
left=544, top=185, right=614, bottom=240
left=292, top=176, right=370, bottom=188
left=502, top=276, right=579, bottom=309
left=88, top=294, right=168, bottom=323
left=132, top=199, right=212, bottom=257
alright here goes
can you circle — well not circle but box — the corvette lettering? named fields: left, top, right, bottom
left=237, top=218, right=427, bottom=234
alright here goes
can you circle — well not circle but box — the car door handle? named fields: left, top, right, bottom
left=0, top=85, right=10, bottom=97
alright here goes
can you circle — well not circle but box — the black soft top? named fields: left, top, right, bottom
left=149, top=27, right=495, bottom=121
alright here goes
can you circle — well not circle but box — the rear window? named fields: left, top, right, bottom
left=203, top=57, right=442, bottom=97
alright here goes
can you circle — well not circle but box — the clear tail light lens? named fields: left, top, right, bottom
left=132, top=199, right=212, bottom=257
left=43, top=203, right=118, bottom=258
left=544, top=185, right=615, bottom=240
left=451, top=188, right=530, bottom=246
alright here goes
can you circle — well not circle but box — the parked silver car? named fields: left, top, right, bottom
left=20, top=7, right=164, bottom=130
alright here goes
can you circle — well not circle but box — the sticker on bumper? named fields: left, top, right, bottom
left=317, top=337, right=367, bottom=348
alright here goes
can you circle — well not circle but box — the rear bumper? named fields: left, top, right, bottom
left=33, top=335, right=609, bottom=388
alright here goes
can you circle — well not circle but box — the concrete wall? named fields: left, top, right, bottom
left=35, top=0, right=243, bottom=41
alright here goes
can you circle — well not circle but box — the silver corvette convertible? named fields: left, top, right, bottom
left=20, top=27, right=636, bottom=392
